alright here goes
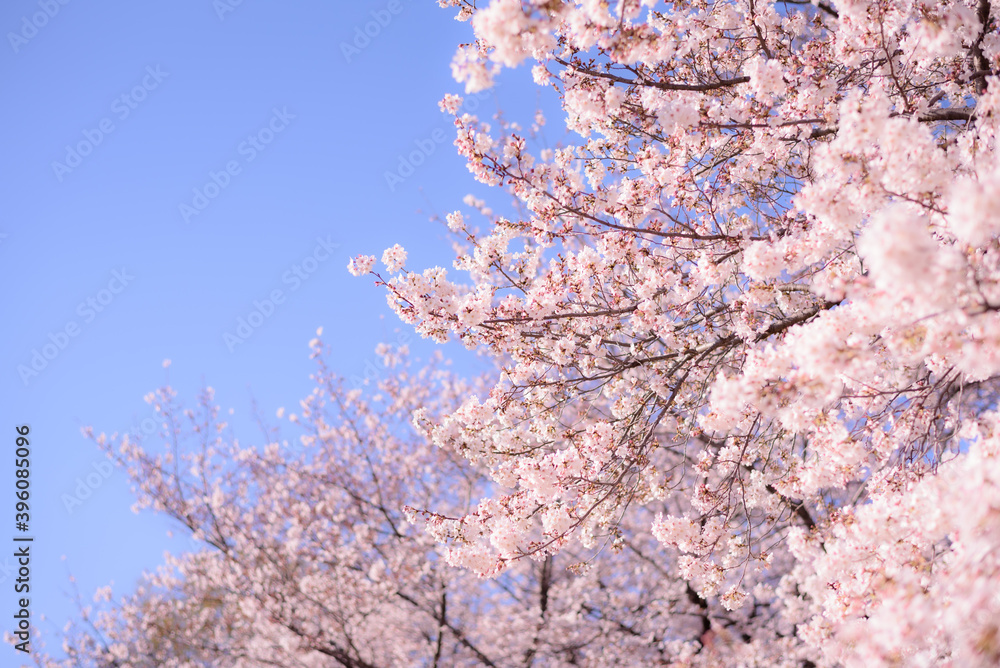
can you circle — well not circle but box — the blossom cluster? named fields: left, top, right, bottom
left=366, top=0, right=1000, bottom=664
left=43, top=0, right=1000, bottom=664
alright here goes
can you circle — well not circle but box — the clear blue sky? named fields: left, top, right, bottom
left=0, top=1, right=552, bottom=663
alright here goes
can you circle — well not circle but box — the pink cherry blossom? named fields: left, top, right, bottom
left=381, top=243, right=407, bottom=273
left=42, top=0, right=1000, bottom=664
left=347, top=253, right=376, bottom=277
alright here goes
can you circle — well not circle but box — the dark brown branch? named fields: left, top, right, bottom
left=916, top=107, right=977, bottom=122
left=285, top=621, right=382, bottom=668
left=971, top=0, right=993, bottom=94
left=801, top=106, right=976, bottom=141
left=553, top=57, right=750, bottom=92
left=686, top=583, right=711, bottom=637
left=779, top=0, right=839, bottom=19
left=396, top=591, right=500, bottom=667
left=432, top=590, right=446, bottom=668
left=539, top=556, right=552, bottom=618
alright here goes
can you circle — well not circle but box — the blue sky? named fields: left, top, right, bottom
left=0, top=1, right=554, bottom=662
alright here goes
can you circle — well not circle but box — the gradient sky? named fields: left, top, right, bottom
left=0, top=1, right=558, bottom=663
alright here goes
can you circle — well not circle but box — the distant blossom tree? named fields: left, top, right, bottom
left=38, top=0, right=1000, bottom=665
left=41, top=341, right=789, bottom=666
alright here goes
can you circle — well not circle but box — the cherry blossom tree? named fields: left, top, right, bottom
left=41, top=339, right=803, bottom=667
left=41, top=0, right=1000, bottom=664
left=341, top=0, right=1000, bottom=664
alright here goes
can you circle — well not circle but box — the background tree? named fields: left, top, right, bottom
left=43, top=338, right=808, bottom=666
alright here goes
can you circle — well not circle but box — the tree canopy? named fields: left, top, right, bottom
left=42, top=0, right=1000, bottom=665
